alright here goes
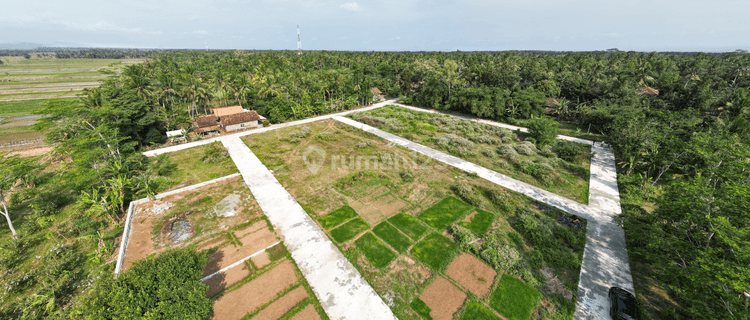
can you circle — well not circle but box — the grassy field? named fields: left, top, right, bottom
left=0, top=56, right=142, bottom=103
left=490, top=275, right=541, bottom=320
left=244, top=118, right=588, bottom=319
left=0, top=99, right=48, bottom=117
left=160, top=142, right=239, bottom=189
left=349, top=106, right=592, bottom=204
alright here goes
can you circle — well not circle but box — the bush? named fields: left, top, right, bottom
left=148, top=154, right=178, bottom=176
left=497, top=145, right=520, bottom=163
left=435, top=134, right=474, bottom=149
left=287, top=127, right=312, bottom=142
left=539, top=145, right=555, bottom=157
left=519, top=160, right=558, bottom=186
left=480, top=243, right=521, bottom=271
left=199, top=142, right=229, bottom=164
left=448, top=223, right=476, bottom=250
left=316, top=131, right=336, bottom=141
left=74, top=248, right=212, bottom=319
left=554, top=140, right=589, bottom=162
left=485, top=188, right=515, bottom=211
left=482, top=149, right=498, bottom=158
left=451, top=183, right=485, bottom=209
left=399, top=169, right=415, bottom=183
left=526, top=117, right=559, bottom=146
left=515, top=141, right=537, bottom=156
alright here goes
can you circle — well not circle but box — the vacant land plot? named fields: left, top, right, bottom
left=318, top=205, right=357, bottom=230
left=122, top=177, right=262, bottom=269
left=459, top=210, right=494, bottom=236
left=445, top=253, right=496, bottom=297
left=329, top=217, right=369, bottom=243
left=373, top=222, right=412, bottom=253
left=355, top=232, right=398, bottom=268
left=420, top=276, right=467, bottom=320
left=349, top=106, right=592, bottom=203
left=158, top=142, right=239, bottom=190
left=458, top=302, right=502, bottom=320
left=389, top=213, right=430, bottom=240
left=410, top=233, right=457, bottom=271
left=244, top=118, right=586, bottom=319
left=417, top=196, right=474, bottom=231
left=490, top=274, right=540, bottom=320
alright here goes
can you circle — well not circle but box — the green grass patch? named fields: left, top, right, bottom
left=0, top=99, right=48, bottom=117
left=459, top=209, right=494, bottom=235
left=373, top=222, right=412, bottom=252
left=329, top=217, right=369, bottom=243
left=267, top=244, right=288, bottom=261
left=410, top=298, right=433, bottom=320
left=459, top=301, right=502, bottom=320
left=410, top=233, right=457, bottom=270
left=165, top=142, right=238, bottom=186
left=318, top=205, right=358, bottom=230
left=389, top=213, right=429, bottom=240
left=490, top=275, right=540, bottom=320
left=417, top=196, right=474, bottom=231
left=354, top=232, right=397, bottom=268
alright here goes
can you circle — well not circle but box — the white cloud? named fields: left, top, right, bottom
left=340, top=2, right=360, bottom=11
left=193, top=30, right=209, bottom=36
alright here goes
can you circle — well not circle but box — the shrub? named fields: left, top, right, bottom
left=486, top=188, right=515, bottom=211
left=451, top=183, right=485, bottom=209
left=526, top=117, right=559, bottom=146
left=515, top=141, right=537, bottom=156
left=399, top=169, right=415, bottom=183
left=554, top=140, right=589, bottom=162
left=480, top=244, right=521, bottom=271
left=469, top=134, right=500, bottom=145
left=287, top=127, right=312, bottom=142
left=448, top=223, right=476, bottom=250
left=482, top=149, right=498, bottom=158
left=497, top=145, right=520, bottom=163
left=519, top=160, right=558, bottom=186
left=316, top=131, right=336, bottom=141
left=435, top=134, right=474, bottom=149
left=355, top=141, right=372, bottom=149
left=539, top=145, right=555, bottom=157
left=200, top=142, right=229, bottom=164
left=74, top=248, right=212, bottom=319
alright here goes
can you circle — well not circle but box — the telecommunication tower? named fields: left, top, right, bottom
left=297, top=24, right=302, bottom=55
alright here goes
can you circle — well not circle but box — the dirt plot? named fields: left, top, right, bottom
left=204, top=263, right=251, bottom=297
left=203, top=227, right=279, bottom=276
left=212, top=260, right=299, bottom=320
left=346, top=193, right=409, bottom=225
left=252, top=251, right=271, bottom=269
left=420, top=276, right=468, bottom=320
left=290, top=305, right=322, bottom=320
left=253, top=286, right=308, bottom=320
left=446, top=253, right=497, bottom=297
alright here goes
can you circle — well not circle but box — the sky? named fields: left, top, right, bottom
left=1, top=0, right=749, bottom=52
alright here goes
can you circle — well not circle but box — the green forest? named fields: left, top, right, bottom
left=1, top=50, right=748, bottom=319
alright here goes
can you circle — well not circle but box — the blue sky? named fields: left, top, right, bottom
left=2, top=0, right=748, bottom=52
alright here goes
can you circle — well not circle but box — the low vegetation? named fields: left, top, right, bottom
left=355, top=232, right=398, bottom=268
left=410, top=233, right=458, bottom=270
left=318, top=205, right=357, bottom=230
left=373, top=222, right=412, bottom=253
left=416, top=196, right=475, bottom=231
left=490, top=275, right=540, bottom=320
left=388, top=213, right=430, bottom=240
left=329, top=217, right=369, bottom=243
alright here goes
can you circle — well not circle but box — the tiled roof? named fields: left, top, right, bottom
left=194, top=125, right=221, bottom=133
left=221, top=111, right=260, bottom=126
left=370, top=87, right=383, bottom=94
left=194, top=115, right=219, bottom=128
left=637, top=87, right=659, bottom=96
left=210, top=106, right=245, bottom=117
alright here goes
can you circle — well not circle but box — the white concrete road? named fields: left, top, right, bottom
left=221, top=137, right=397, bottom=320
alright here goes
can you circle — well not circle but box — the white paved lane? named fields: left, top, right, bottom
left=221, top=137, right=396, bottom=320
left=575, top=142, right=634, bottom=319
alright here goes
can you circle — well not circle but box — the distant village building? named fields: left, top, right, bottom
left=637, top=87, right=659, bottom=96
left=191, top=107, right=265, bottom=137
left=370, top=87, right=384, bottom=101
left=221, top=111, right=262, bottom=132
left=193, top=115, right=221, bottom=137
left=166, top=129, right=186, bottom=143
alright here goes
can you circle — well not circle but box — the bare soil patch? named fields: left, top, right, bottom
left=235, top=220, right=268, bottom=238
left=204, top=263, right=251, bottom=297
left=346, top=193, right=410, bottom=225
left=252, top=251, right=271, bottom=269
left=461, top=211, right=478, bottom=223
left=122, top=210, right=158, bottom=269
left=204, top=227, right=278, bottom=276
left=212, top=259, right=299, bottom=320
left=253, top=286, right=308, bottom=320
left=420, top=276, right=467, bottom=320
left=290, top=304, right=322, bottom=320
left=445, top=253, right=497, bottom=298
